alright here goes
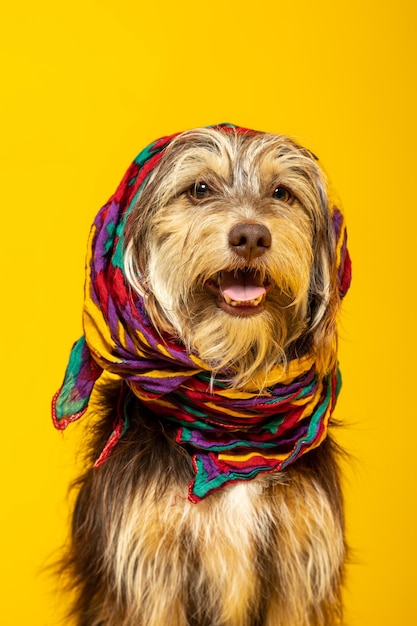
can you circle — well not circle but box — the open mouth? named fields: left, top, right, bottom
left=205, top=268, right=273, bottom=316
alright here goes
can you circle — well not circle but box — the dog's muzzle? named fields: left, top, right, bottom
left=205, top=222, right=273, bottom=316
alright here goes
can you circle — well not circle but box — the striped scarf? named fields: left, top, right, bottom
left=52, top=124, right=351, bottom=503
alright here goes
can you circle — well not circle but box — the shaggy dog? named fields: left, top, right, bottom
left=53, top=124, right=351, bottom=626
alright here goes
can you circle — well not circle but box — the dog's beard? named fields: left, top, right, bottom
left=177, top=299, right=307, bottom=389
left=124, top=129, right=337, bottom=388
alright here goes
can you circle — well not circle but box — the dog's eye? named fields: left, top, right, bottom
left=189, top=182, right=211, bottom=201
left=272, top=186, right=293, bottom=204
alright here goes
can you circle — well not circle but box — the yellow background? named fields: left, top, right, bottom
left=1, top=0, right=416, bottom=624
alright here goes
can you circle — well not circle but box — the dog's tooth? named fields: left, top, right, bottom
left=223, top=291, right=264, bottom=308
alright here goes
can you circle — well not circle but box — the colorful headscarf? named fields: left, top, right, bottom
left=52, top=124, right=351, bottom=503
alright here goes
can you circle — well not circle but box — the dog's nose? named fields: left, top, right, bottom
left=228, top=222, right=271, bottom=260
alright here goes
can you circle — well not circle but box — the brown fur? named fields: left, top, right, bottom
left=61, top=128, right=347, bottom=625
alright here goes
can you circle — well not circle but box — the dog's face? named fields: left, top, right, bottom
left=124, top=129, right=339, bottom=388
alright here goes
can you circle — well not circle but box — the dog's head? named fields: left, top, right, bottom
left=124, top=127, right=348, bottom=388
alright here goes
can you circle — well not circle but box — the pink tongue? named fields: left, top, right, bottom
left=221, top=271, right=266, bottom=302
